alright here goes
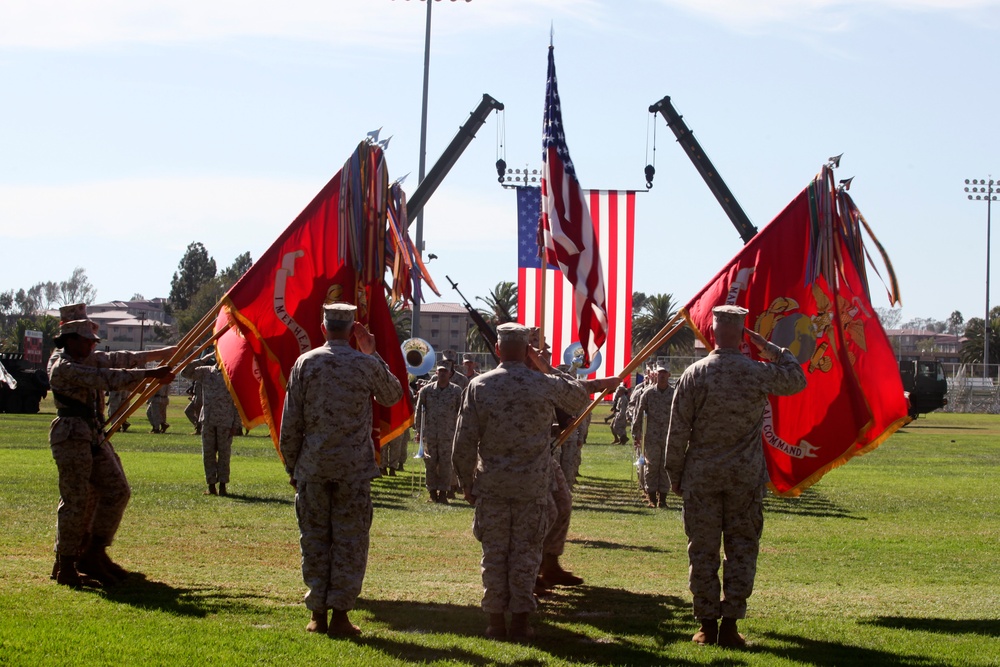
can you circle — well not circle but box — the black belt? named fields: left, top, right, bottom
left=57, top=407, right=97, bottom=419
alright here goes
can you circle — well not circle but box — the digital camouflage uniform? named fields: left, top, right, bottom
left=279, top=339, right=403, bottom=613
left=557, top=421, right=584, bottom=489
left=107, top=389, right=131, bottom=431
left=452, top=362, right=588, bottom=614
left=181, top=364, right=241, bottom=486
left=666, top=343, right=806, bottom=620
left=48, top=348, right=151, bottom=556
left=543, top=456, right=573, bottom=558
left=380, top=428, right=409, bottom=472
left=145, top=383, right=169, bottom=432
left=632, top=385, right=674, bottom=496
left=184, top=381, right=203, bottom=430
left=414, top=381, right=463, bottom=492
left=610, top=385, right=630, bottom=443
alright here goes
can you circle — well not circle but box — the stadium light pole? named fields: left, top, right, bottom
left=404, top=0, right=472, bottom=340
left=965, top=177, right=998, bottom=380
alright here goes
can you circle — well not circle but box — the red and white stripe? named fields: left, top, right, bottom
left=519, top=190, right=635, bottom=379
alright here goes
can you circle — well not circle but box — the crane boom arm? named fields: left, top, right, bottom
left=649, top=95, right=758, bottom=244
left=406, top=93, right=505, bottom=221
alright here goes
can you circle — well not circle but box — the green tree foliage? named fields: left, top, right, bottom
left=169, top=242, right=217, bottom=313
left=466, top=282, right=517, bottom=353
left=58, top=267, right=97, bottom=305
left=0, top=268, right=99, bottom=353
left=169, top=250, right=251, bottom=339
left=959, top=306, right=1000, bottom=366
left=389, top=300, right=412, bottom=345
left=947, top=310, right=965, bottom=335
left=219, top=251, right=253, bottom=289
left=632, top=292, right=693, bottom=358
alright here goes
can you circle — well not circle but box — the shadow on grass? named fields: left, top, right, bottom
left=757, top=630, right=942, bottom=666
left=223, top=493, right=292, bottom=506
left=863, top=616, right=1000, bottom=637
left=89, top=574, right=264, bottom=618
left=764, top=488, right=862, bottom=520
left=572, top=475, right=659, bottom=515
left=358, top=586, right=706, bottom=665
left=566, top=538, right=670, bottom=554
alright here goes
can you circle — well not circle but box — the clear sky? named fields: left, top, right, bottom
left=2, top=0, right=999, bottom=328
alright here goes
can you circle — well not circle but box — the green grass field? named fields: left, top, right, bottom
left=1, top=400, right=998, bottom=666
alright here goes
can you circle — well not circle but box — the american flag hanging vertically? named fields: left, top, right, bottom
left=518, top=186, right=634, bottom=380
left=540, top=44, right=608, bottom=365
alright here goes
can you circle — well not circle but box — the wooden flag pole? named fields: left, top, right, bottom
left=552, top=310, right=688, bottom=448
left=108, top=301, right=223, bottom=426
left=103, top=320, right=231, bottom=441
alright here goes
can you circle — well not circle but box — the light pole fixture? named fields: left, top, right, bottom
left=398, top=0, right=472, bottom=340
left=964, top=177, right=998, bottom=380
left=500, top=165, right=541, bottom=189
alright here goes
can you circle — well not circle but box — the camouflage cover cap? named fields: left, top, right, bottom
left=435, top=364, right=449, bottom=372
left=463, top=355, right=475, bottom=363
left=712, top=304, right=749, bottom=325
left=323, top=302, right=357, bottom=323
left=57, top=303, right=100, bottom=341
left=654, top=364, right=670, bottom=373
left=441, top=349, right=458, bottom=361
left=496, top=322, right=529, bottom=344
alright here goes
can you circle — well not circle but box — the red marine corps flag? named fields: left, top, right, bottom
left=216, top=141, right=416, bottom=455
left=680, top=165, right=908, bottom=496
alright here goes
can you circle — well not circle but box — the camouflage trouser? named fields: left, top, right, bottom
left=184, top=397, right=202, bottom=428
left=295, top=479, right=373, bottom=612
left=202, top=426, right=233, bottom=485
left=612, top=408, right=628, bottom=442
left=559, top=437, right=581, bottom=490
left=146, top=398, right=168, bottom=429
left=423, top=438, right=453, bottom=492
left=642, top=442, right=670, bottom=495
left=473, top=495, right=549, bottom=614
left=682, top=485, right=765, bottom=620
left=51, top=438, right=131, bottom=555
left=544, top=458, right=572, bottom=556
left=381, top=431, right=409, bottom=470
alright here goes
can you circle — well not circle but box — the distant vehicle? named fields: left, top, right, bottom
left=0, top=353, right=50, bottom=414
left=899, top=360, right=948, bottom=419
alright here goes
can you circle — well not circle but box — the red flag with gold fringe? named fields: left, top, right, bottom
left=680, top=166, right=909, bottom=496
left=216, top=141, right=415, bottom=455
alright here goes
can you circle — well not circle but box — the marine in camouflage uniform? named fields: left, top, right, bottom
left=632, top=365, right=674, bottom=507
left=184, top=380, right=203, bottom=434
left=413, top=366, right=462, bottom=502
left=278, top=303, right=403, bottom=637
left=665, top=305, right=807, bottom=647
left=609, top=383, right=630, bottom=444
left=453, top=323, right=618, bottom=640
left=107, top=389, right=131, bottom=433
left=145, top=382, right=170, bottom=433
left=380, top=427, right=409, bottom=475
left=181, top=356, right=242, bottom=496
left=47, top=303, right=175, bottom=587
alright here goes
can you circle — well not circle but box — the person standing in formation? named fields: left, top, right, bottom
left=632, top=364, right=674, bottom=508
left=181, top=353, right=243, bottom=496
left=414, top=365, right=463, bottom=503
left=146, top=381, right=170, bottom=433
left=47, top=303, right=176, bottom=587
left=453, top=323, right=619, bottom=640
left=666, top=305, right=807, bottom=648
left=106, top=389, right=131, bottom=433
left=608, top=382, right=630, bottom=445
left=279, top=303, right=403, bottom=637
left=461, top=355, right=479, bottom=380
left=184, top=379, right=203, bottom=435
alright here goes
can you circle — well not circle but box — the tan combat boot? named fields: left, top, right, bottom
left=692, top=618, right=718, bottom=645
left=327, top=610, right=361, bottom=637
left=718, top=618, right=747, bottom=648
left=55, top=555, right=82, bottom=588
left=485, top=613, right=506, bottom=639
left=306, top=609, right=328, bottom=633
left=538, top=553, right=583, bottom=587
left=509, top=612, right=535, bottom=641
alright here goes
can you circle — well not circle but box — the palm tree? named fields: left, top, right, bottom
left=466, top=282, right=518, bottom=353
left=388, top=299, right=412, bottom=345
left=959, top=306, right=1000, bottom=366
left=632, top=292, right=693, bottom=358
